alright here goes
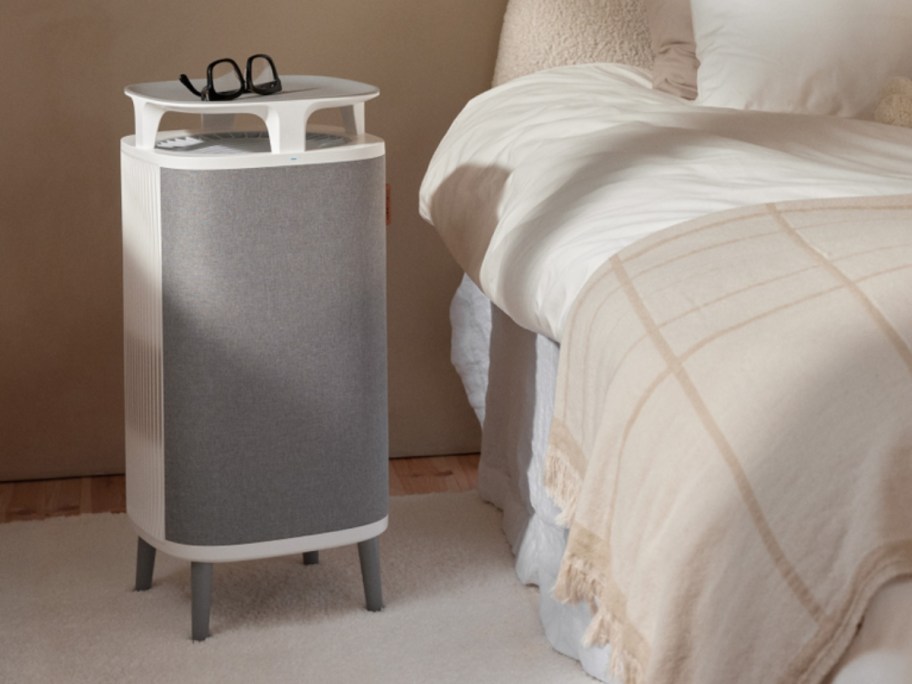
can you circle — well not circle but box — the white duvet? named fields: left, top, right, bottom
left=419, top=63, right=912, bottom=342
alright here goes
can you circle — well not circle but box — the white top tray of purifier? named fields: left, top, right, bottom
left=125, top=75, right=379, bottom=153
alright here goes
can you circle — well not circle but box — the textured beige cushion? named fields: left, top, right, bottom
left=875, top=77, right=912, bottom=129
left=643, top=0, right=698, bottom=99
left=492, top=0, right=653, bottom=87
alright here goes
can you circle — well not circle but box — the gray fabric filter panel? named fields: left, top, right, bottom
left=160, top=157, right=388, bottom=546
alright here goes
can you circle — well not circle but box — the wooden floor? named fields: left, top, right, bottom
left=0, top=454, right=480, bottom=524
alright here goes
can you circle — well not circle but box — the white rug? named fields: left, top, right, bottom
left=0, top=492, right=593, bottom=683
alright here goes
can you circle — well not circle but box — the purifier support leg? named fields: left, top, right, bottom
left=191, top=562, right=213, bottom=641
left=135, top=537, right=156, bottom=591
left=357, top=537, right=383, bottom=611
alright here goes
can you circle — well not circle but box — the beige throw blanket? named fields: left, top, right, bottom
left=545, top=194, right=912, bottom=684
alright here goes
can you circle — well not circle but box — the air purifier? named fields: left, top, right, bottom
left=120, top=76, right=387, bottom=640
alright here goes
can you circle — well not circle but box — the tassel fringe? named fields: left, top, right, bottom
left=554, top=554, right=646, bottom=684
left=544, top=420, right=586, bottom=525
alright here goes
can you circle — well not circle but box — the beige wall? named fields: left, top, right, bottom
left=0, top=0, right=506, bottom=481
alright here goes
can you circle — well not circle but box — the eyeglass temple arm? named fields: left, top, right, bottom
left=179, top=74, right=205, bottom=98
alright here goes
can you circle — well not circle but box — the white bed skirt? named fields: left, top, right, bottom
left=451, top=274, right=615, bottom=682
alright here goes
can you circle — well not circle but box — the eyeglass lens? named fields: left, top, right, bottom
left=208, top=59, right=244, bottom=99
left=246, top=54, right=281, bottom=95
left=248, top=56, right=273, bottom=89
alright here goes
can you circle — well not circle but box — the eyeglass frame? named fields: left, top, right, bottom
left=179, top=54, right=283, bottom=101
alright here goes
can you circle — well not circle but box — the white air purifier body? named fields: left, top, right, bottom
left=120, top=76, right=387, bottom=639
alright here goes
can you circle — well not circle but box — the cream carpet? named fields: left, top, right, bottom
left=0, top=492, right=593, bottom=683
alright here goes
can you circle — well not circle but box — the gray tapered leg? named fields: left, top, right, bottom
left=191, top=562, right=213, bottom=641
left=357, top=537, right=383, bottom=611
left=302, top=551, right=319, bottom=565
left=135, top=537, right=156, bottom=591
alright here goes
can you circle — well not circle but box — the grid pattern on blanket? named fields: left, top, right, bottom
left=545, top=194, right=912, bottom=684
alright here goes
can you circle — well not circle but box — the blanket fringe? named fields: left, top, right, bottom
left=544, top=452, right=580, bottom=526
left=544, top=421, right=585, bottom=525
left=554, top=553, right=646, bottom=684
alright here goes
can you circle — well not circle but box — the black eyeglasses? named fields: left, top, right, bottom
left=179, top=54, right=283, bottom=101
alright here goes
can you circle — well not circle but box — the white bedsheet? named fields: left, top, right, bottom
left=420, top=63, right=912, bottom=341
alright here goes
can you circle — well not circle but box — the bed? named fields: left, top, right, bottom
left=419, top=1, right=912, bottom=683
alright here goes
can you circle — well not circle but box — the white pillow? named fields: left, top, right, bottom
left=691, top=0, right=912, bottom=118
